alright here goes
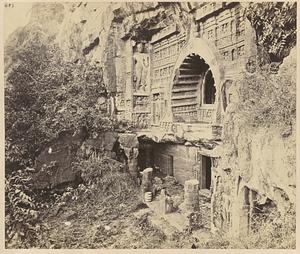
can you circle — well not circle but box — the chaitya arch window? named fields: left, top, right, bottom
left=171, top=53, right=216, bottom=122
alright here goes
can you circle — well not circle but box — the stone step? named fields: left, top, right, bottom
left=179, top=67, right=201, bottom=71
left=179, top=69, right=202, bottom=75
left=148, top=214, right=180, bottom=237
left=145, top=199, right=188, bottom=233
left=183, top=57, right=199, bottom=65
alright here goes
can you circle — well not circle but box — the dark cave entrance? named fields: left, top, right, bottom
left=203, top=70, right=216, bottom=104
left=137, top=140, right=154, bottom=172
left=202, top=155, right=212, bottom=189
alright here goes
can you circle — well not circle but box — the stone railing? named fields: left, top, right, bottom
left=194, top=2, right=223, bottom=21
left=158, top=118, right=222, bottom=140
left=197, top=105, right=215, bottom=123
left=160, top=105, right=216, bottom=126
left=151, top=23, right=179, bottom=44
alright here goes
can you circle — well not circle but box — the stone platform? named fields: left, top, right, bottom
left=145, top=196, right=188, bottom=232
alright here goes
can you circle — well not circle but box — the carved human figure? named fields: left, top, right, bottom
left=133, top=53, right=149, bottom=91
left=140, top=57, right=149, bottom=91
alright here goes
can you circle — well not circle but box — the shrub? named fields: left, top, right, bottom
left=246, top=2, right=296, bottom=61
left=246, top=205, right=295, bottom=248
left=5, top=167, right=50, bottom=248
left=228, top=50, right=296, bottom=139
left=74, top=157, right=138, bottom=199
left=5, top=32, right=112, bottom=172
left=199, top=204, right=296, bottom=249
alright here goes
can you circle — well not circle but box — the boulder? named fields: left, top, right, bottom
left=33, top=129, right=86, bottom=189
left=33, top=131, right=140, bottom=189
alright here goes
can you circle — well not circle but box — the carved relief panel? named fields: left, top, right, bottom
left=195, top=3, right=247, bottom=71
left=150, top=30, right=187, bottom=125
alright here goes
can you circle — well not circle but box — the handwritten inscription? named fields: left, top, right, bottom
left=4, top=3, right=15, bottom=8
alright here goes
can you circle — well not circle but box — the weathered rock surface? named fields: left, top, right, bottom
left=33, top=129, right=87, bottom=189
left=80, top=131, right=118, bottom=158
left=211, top=48, right=296, bottom=235
left=53, top=2, right=195, bottom=94
left=34, top=130, right=140, bottom=189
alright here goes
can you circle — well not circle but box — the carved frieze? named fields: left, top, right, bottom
left=133, top=96, right=150, bottom=112
left=151, top=23, right=179, bottom=44
left=197, top=107, right=214, bottom=123
left=194, top=2, right=223, bottom=21
left=116, top=111, right=125, bottom=121
left=132, top=113, right=150, bottom=128
left=194, top=3, right=247, bottom=74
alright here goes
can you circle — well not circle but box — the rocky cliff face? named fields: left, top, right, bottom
left=54, top=2, right=195, bottom=92
left=4, top=3, right=65, bottom=75
left=5, top=2, right=201, bottom=91
left=212, top=48, right=296, bottom=235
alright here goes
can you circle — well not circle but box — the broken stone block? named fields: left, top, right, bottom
left=144, top=191, right=152, bottom=202
left=160, top=189, right=167, bottom=214
left=141, top=168, right=153, bottom=201
left=166, top=197, right=174, bottom=214
left=128, top=147, right=139, bottom=179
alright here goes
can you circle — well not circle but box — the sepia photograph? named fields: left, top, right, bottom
left=3, top=1, right=297, bottom=250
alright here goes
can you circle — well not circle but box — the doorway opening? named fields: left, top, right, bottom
left=137, top=140, right=154, bottom=171
left=203, top=70, right=216, bottom=104
left=154, top=153, right=174, bottom=177
left=202, top=155, right=212, bottom=189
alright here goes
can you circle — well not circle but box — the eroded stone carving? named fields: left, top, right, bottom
left=133, top=51, right=150, bottom=92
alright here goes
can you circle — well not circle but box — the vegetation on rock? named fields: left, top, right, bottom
left=5, top=167, right=50, bottom=248
left=214, top=3, right=297, bottom=248
left=4, top=20, right=121, bottom=248
left=246, top=2, right=296, bottom=62
left=5, top=32, right=114, bottom=171
left=236, top=57, right=296, bottom=133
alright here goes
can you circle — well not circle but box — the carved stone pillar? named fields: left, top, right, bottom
left=184, top=179, right=200, bottom=213
left=213, top=81, right=222, bottom=125
left=231, top=184, right=250, bottom=237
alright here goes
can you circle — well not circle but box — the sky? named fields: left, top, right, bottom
left=4, top=2, right=33, bottom=40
